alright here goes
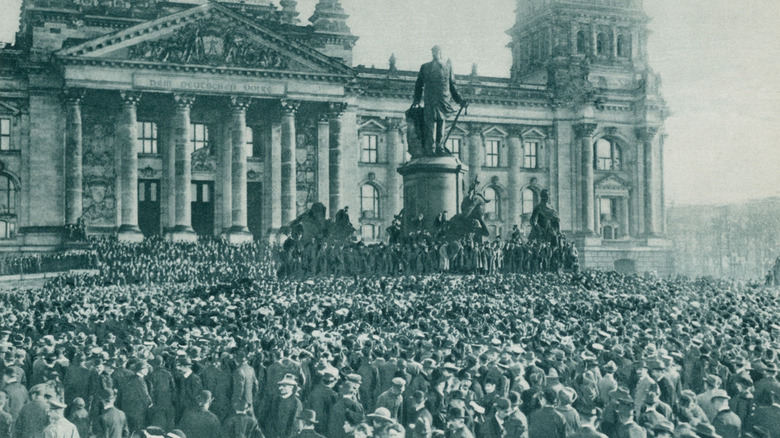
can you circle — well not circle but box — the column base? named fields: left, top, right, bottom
left=227, top=227, right=253, bottom=244
left=117, top=225, right=144, bottom=243
left=166, top=226, right=198, bottom=242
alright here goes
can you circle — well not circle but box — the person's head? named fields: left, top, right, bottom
left=431, top=45, right=442, bottom=61
left=711, top=390, right=730, bottom=411
left=48, top=400, right=67, bottom=421
left=447, top=406, right=466, bottom=429
left=541, top=388, right=558, bottom=407
left=298, top=409, right=318, bottom=429
left=385, top=422, right=405, bottom=438
left=495, top=397, right=513, bottom=420
left=0, top=390, right=7, bottom=408
left=484, top=380, right=496, bottom=394
left=412, top=390, right=426, bottom=409
left=278, top=377, right=297, bottom=398
left=390, top=377, right=405, bottom=395
left=197, top=390, right=212, bottom=410
left=704, top=374, right=721, bottom=391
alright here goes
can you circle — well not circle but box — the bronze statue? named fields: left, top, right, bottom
left=528, top=189, right=561, bottom=247
left=441, top=176, right=489, bottom=242
left=410, top=46, right=468, bottom=157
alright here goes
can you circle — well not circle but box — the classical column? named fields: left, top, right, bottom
left=62, top=88, right=84, bottom=227
left=385, top=118, right=402, bottom=219
left=467, top=126, right=483, bottom=186
left=227, top=97, right=252, bottom=243
left=266, top=121, right=283, bottom=240
left=280, top=100, right=300, bottom=226
left=217, top=116, right=231, bottom=234
left=328, top=102, right=347, bottom=218
left=117, top=91, right=144, bottom=242
left=594, top=195, right=602, bottom=235
left=575, top=123, right=598, bottom=235
left=507, top=132, right=523, bottom=228
left=638, top=126, right=660, bottom=236
left=316, top=114, right=330, bottom=206
left=170, top=94, right=197, bottom=241
left=621, top=196, right=630, bottom=239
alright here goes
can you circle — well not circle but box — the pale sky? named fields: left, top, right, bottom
left=2, top=0, right=780, bottom=206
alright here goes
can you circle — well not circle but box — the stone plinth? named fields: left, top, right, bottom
left=398, top=156, right=467, bottom=231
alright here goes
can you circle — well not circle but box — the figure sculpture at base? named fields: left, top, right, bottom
left=528, top=189, right=561, bottom=247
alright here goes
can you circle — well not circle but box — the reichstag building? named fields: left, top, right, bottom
left=0, top=0, right=672, bottom=274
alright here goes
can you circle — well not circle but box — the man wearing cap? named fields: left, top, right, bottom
left=698, top=374, right=723, bottom=422
left=43, top=399, right=80, bottom=438
left=304, top=367, right=338, bottom=435
left=259, top=374, right=302, bottom=438
left=2, top=365, right=28, bottom=421
left=294, top=409, right=324, bottom=438
left=597, top=362, right=619, bottom=406
left=729, top=372, right=753, bottom=428
left=711, top=389, right=741, bottom=438
left=223, top=399, right=261, bottom=438
left=94, top=389, right=129, bottom=438
left=178, top=390, right=221, bottom=438
left=118, top=359, right=153, bottom=433
left=66, top=397, right=89, bottom=438
left=376, top=377, right=405, bottom=421
left=146, top=355, right=176, bottom=431
left=555, top=387, right=581, bottom=437
left=13, top=384, right=52, bottom=438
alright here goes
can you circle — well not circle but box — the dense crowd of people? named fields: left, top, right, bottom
left=278, top=238, right=580, bottom=278
left=0, top=252, right=96, bottom=277
left=0, top=238, right=779, bottom=438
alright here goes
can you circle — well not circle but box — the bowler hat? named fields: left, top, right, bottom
left=298, top=409, right=318, bottom=424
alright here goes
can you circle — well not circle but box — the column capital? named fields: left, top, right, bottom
left=318, top=112, right=330, bottom=124
left=573, top=123, right=598, bottom=139
left=61, top=88, right=85, bottom=106
left=327, top=101, right=348, bottom=118
left=229, top=96, right=252, bottom=111
left=173, top=94, right=196, bottom=109
left=385, top=117, right=403, bottom=130
left=120, top=91, right=143, bottom=107
left=635, top=126, right=659, bottom=142
left=280, top=99, right=301, bottom=116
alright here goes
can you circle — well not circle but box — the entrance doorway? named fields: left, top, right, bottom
left=191, top=181, right=214, bottom=236
left=138, top=179, right=160, bottom=236
left=248, top=182, right=263, bottom=239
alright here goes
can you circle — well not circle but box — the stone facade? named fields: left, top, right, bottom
left=0, top=0, right=672, bottom=274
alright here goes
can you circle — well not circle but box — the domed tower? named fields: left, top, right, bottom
left=507, top=0, right=650, bottom=87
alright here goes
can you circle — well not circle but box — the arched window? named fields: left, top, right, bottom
left=594, top=138, right=621, bottom=170
left=617, top=34, right=631, bottom=58
left=576, top=30, right=587, bottom=54
left=483, top=187, right=500, bottom=221
left=360, top=184, right=380, bottom=219
left=521, top=188, right=537, bottom=217
left=0, top=175, right=15, bottom=215
left=596, top=32, right=609, bottom=56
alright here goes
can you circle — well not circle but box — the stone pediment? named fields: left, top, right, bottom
left=56, top=3, right=352, bottom=77
left=595, top=174, right=631, bottom=191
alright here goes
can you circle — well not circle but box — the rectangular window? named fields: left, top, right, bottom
left=361, top=134, right=378, bottom=163
left=190, top=123, right=209, bottom=155
left=191, top=183, right=197, bottom=202
left=138, top=122, right=158, bottom=154
left=201, top=183, right=210, bottom=203
left=138, top=183, right=146, bottom=202
left=599, top=197, right=614, bottom=220
left=446, top=138, right=461, bottom=158
left=523, top=141, right=538, bottom=169
left=149, top=182, right=157, bottom=202
left=361, top=224, right=377, bottom=240
left=0, top=119, right=10, bottom=150
left=485, top=140, right=500, bottom=167
left=245, top=126, right=255, bottom=159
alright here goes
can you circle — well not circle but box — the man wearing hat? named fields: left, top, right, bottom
left=480, top=397, right=513, bottom=438
left=366, top=407, right=396, bottom=437
left=597, top=361, right=619, bottom=406
left=13, top=384, right=52, bottom=438
left=711, top=389, right=741, bottom=438
left=146, top=355, right=176, bottom=431
left=407, top=390, right=432, bottom=438
left=66, top=397, right=90, bottom=438
left=749, top=388, right=780, bottom=438
left=199, top=353, right=231, bottom=422
left=376, top=377, right=405, bottom=421
left=94, top=388, right=130, bottom=438
left=0, top=391, right=11, bottom=438
left=259, top=374, right=302, bottom=438
left=555, top=387, right=581, bottom=436
left=2, top=365, right=28, bottom=420
left=328, top=374, right=365, bottom=438
left=223, top=399, right=261, bottom=438
left=698, top=374, right=724, bottom=422
left=528, top=388, right=566, bottom=438
left=178, top=390, right=221, bottom=438
left=175, top=357, right=203, bottom=423
left=63, top=353, right=91, bottom=408
left=88, top=352, right=114, bottom=424
left=445, top=406, right=473, bottom=438
left=304, top=367, right=338, bottom=435
left=754, top=361, right=780, bottom=406
left=232, top=350, right=258, bottom=418
left=118, top=359, right=153, bottom=434
left=293, top=409, right=324, bottom=438
left=43, top=398, right=80, bottom=438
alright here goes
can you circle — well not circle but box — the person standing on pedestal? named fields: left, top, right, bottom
left=412, top=46, right=467, bottom=156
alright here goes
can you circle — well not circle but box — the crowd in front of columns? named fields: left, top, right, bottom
left=0, top=238, right=777, bottom=438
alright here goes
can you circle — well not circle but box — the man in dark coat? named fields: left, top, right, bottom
left=200, top=354, right=232, bottom=421
left=259, top=374, right=302, bottom=438
left=0, top=391, right=12, bottom=438
left=528, top=389, right=566, bottom=438
left=1, top=366, right=28, bottom=420
left=412, top=45, right=466, bottom=156
left=232, top=351, right=258, bottom=417
left=293, top=409, right=325, bottom=438
left=88, top=354, right=114, bottom=423
left=223, top=400, right=261, bottom=438
left=118, top=360, right=152, bottom=433
left=304, top=368, right=338, bottom=435
left=63, top=353, right=91, bottom=407
left=710, top=390, right=741, bottom=438
left=749, top=389, right=780, bottom=438
left=176, top=357, right=203, bottom=423
left=328, top=375, right=364, bottom=438
left=178, top=390, right=221, bottom=438
left=12, top=384, right=52, bottom=438
left=94, top=390, right=130, bottom=438
left=146, top=355, right=176, bottom=431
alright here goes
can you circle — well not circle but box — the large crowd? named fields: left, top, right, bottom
left=0, top=238, right=778, bottom=438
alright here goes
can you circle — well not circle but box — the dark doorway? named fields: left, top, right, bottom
left=248, top=182, right=263, bottom=240
left=191, top=181, right=214, bottom=236
left=138, top=179, right=160, bottom=236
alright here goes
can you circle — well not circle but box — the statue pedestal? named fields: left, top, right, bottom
left=398, top=156, right=468, bottom=230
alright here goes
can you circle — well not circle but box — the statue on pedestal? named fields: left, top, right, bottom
left=408, top=45, right=468, bottom=157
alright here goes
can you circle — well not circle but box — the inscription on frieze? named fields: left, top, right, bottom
left=134, top=75, right=286, bottom=96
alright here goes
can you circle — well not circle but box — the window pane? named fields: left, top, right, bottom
left=522, top=188, right=535, bottom=215
left=446, top=138, right=461, bottom=157
left=600, top=198, right=613, bottom=220
left=191, top=124, right=209, bottom=153
left=138, top=183, right=145, bottom=202
left=202, top=184, right=210, bottom=203
left=524, top=141, right=538, bottom=169
left=0, top=221, right=7, bottom=239
left=245, top=126, right=254, bottom=158
left=361, top=135, right=378, bottom=163
left=8, top=222, right=14, bottom=239
left=486, top=140, right=500, bottom=167
left=361, top=224, right=376, bottom=240
left=150, top=183, right=157, bottom=202
left=0, top=119, right=9, bottom=151
left=191, top=183, right=197, bottom=201
left=595, top=139, right=613, bottom=170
